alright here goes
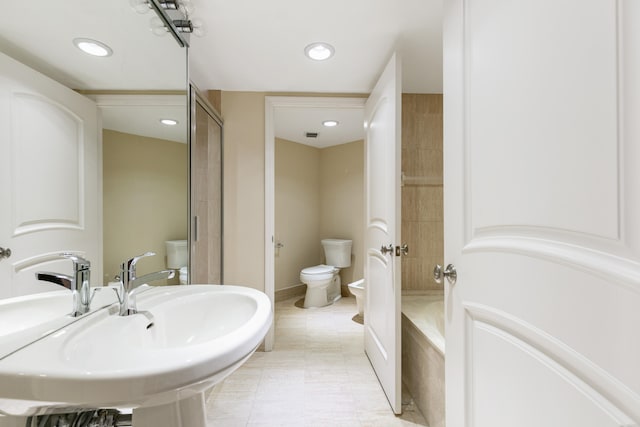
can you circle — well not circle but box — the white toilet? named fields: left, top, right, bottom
left=165, top=239, right=188, bottom=285
left=348, top=278, right=365, bottom=316
left=300, top=239, right=352, bottom=308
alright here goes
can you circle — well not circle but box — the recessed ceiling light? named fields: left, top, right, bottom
left=304, top=42, right=335, bottom=61
left=73, top=38, right=113, bottom=57
left=322, top=120, right=339, bottom=127
left=160, top=118, right=179, bottom=126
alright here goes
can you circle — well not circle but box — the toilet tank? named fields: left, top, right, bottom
left=166, top=240, right=188, bottom=269
left=321, top=239, right=352, bottom=268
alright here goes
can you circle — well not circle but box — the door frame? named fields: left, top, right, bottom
left=264, top=96, right=366, bottom=351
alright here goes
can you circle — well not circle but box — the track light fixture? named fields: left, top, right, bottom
left=130, top=0, right=204, bottom=46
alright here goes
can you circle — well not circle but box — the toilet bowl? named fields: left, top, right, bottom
left=348, top=279, right=365, bottom=316
left=300, top=264, right=341, bottom=308
left=300, top=239, right=352, bottom=308
left=166, top=240, right=188, bottom=285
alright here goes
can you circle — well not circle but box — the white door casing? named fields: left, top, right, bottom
left=0, top=52, right=101, bottom=299
left=444, top=1, right=640, bottom=426
left=364, top=53, right=402, bottom=414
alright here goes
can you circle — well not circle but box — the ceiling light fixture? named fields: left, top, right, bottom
left=130, top=0, right=193, bottom=14
left=304, top=42, right=335, bottom=61
left=159, top=0, right=179, bottom=10
left=160, top=118, right=179, bottom=126
left=322, top=120, right=339, bottom=127
left=73, top=38, right=113, bottom=57
left=173, top=20, right=194, bottom=33
left=137, top=0, right=204, bottom=41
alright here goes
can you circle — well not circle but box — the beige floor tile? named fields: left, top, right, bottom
left=248, top=400, right=305, bottom=424
left=207, top=399, right=253, bottom=420
left=206, top=296, right=428, bottom=427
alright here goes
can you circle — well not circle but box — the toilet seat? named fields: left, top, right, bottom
left=300, top=264, right=336, bottom=281
left=301, top=264, right=335, bottom=274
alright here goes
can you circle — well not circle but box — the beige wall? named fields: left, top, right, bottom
left=320, top=140, right=364, bottom=287
left=221, top=91, right=266, bottom=290
left=102, top=130, right=188, bottom=285
left=401, top=94, right=444, bottom=291
left=275, top=138, right=322, bottom=290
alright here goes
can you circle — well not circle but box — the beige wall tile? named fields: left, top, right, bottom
left=401, top=93, right=443, bottom=292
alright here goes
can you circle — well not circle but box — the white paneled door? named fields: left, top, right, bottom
left=444, top=0, right=640, bottom=425
left=364, top=53, right=402, bottom=414
left=0, top=52, right=101, bottom=298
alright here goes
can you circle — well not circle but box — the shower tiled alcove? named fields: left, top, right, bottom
left=400, top=93, right=445, bottom=427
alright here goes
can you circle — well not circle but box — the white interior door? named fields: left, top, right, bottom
left=364, top=53, right=402, bottom=414
left=444, top=1, right=640, bottom=426
left=0, top=52, right=101, bottom=299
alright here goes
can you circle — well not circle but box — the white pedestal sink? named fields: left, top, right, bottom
left=0, top=284, right=273, bottom=426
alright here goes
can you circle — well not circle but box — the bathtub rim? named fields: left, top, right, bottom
left=401, top=292, right=445, bottom=357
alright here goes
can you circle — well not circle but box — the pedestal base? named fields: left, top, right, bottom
left=132, top=393, right=207, bottom=427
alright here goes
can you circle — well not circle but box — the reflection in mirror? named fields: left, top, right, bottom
left=94, top=94, right=188, bottom=285
left=0, top=0, right=188, bottom=357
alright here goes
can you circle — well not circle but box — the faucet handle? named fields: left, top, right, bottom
left=122, top=252, right=156, bottom=274
left=60, top=253, right=91, bottom=271
left=36, top=272, right=74, bottom=290
left=129, top=251, right=155, bottom=267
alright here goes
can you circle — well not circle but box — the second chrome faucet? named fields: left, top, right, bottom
left=118, top=252, right=175, bottom=316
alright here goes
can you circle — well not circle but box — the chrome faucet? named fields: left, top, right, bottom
left=36, top=253, right=91, bottom=317
left=118, top=252, right=175, bottom=316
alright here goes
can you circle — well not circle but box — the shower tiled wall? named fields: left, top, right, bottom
left=401, top=94, right=444, bottom=292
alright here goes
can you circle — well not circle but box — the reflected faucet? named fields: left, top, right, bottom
left=118, top=252, right=175, bottom=316
left=36, top=253, right=91, bottom=317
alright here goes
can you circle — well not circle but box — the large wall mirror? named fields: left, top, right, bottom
left=0, top=0, right=189, bottom=285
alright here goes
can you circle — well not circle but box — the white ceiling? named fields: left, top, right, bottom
left=0, top=0, right=442, bottom=143
left=188, top=0, right=443, bottom=94
left=0, top=1, right=185, bottom=91
left=190, top=0, right=442, bottom=93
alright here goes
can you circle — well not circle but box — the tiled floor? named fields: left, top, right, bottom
left=206, top=296, right=428, bottom=426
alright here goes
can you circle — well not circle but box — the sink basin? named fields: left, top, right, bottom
left=0, top=290, right=70, bottom=336
left=0, top=288, right=118, bottom=359
left=0, top=284, right=272, bottom=418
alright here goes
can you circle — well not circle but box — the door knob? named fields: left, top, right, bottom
left=0, top=247, right=11, bottom=260
left=394, top=244, right=409, bottom=256
left=433, top=264, right=457, bottom=285
left=275, top=242, right=284, bottom=249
